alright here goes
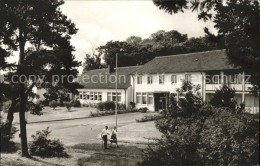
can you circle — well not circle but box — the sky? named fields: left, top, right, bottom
left=5, top=0, right=217, bottom=74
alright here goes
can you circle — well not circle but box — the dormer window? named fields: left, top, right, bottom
left=147, top=75, right=153, bottom=84
left=137, top=76, right=142, bottom=84
left=159, top=75, right=164, bottom=84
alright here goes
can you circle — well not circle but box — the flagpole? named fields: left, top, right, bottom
left=115, top=53, right=118, bottom=129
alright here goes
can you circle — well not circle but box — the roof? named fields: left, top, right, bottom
left=78, top=66, right=141, bottom=89
left=134, top=50, right=238, bottom=74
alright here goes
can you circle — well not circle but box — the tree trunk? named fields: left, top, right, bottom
left=6, top=96, right=17, bottom=142
left=18, top=30, right=29, bottom=157
left=19, top=84, right=29, bottom=157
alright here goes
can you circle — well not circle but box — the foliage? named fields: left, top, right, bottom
left=0, top=0, right=81, bottom=155
left=49, top=100, right=59, bottom=110
left=83, top=53, right=105, bottom=72
left=29, top=103, right=43, bottom=116
left=139, top=107, right=148, bottom=113
left=209, top=84, right=237, bottom=110
left=64, top=101, right=72, bottom=112
left=90, top=108, right=139, bottom=117
left=129, top=102, right=136, bottom=109
left=0, top=120, right=18, bottom=152
left=136, top=114, right=163, bottom=123
left=153, top=0, right=260, bottom=92
left=141, top=82, right=259, bottom=165
left=71, top=100, right=81, bottom=107
left=97, top=101, right=115, bottom=111
left=29, top=127, right=68, bottom=158
left=176, top=80, right=203, bottom=115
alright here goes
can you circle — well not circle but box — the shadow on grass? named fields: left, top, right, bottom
left=72, top=143, right=143, bottom=166
left=0, top=142, right=20, bottom=153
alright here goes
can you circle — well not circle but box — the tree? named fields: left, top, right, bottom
left=0, top=0, right=78, bottom=157
left=209, top=84, right=237, bottom=111
left=83, top=53, right=104, bottom=72
left=97, top=41, right=138, bottom=68
left=153, top=0, right=260, bottom=92
left=126, top=36, right=142, bottom=46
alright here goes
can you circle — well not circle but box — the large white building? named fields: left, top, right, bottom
left=131, top=50, right=259, bottom=113
left=77, top=50, right=259, bottom=113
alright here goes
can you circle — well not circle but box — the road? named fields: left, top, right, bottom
left=13, top=112, right=160, bottom=146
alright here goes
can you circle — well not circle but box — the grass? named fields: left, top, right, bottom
left=72, top=143, right=143, bottom=166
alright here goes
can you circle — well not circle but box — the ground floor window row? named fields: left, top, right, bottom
left=136, top=92, right=154, bottom=105
left=77, top=91, right=121, bottom=102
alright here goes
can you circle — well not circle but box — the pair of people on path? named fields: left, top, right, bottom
left=101, top=126, right=118, bottom=149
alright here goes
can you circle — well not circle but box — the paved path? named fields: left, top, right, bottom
left=13, top=112, right=161, bottom=146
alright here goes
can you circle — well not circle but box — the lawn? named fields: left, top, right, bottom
left=1, top=106, right=98, bottom=124
left=1, top=143, right=145, bottom=166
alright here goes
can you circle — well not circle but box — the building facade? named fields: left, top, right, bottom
left=76, top=66, right=139, bottom=108
left=131, top=50, right=259, bottom=113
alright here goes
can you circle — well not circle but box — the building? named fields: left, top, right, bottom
left=131, top=50, right=259, bottom=113
left=76, top=66, right=140, bottom=108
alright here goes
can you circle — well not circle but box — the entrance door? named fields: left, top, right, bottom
left=158, top=96, right=166, bottom=111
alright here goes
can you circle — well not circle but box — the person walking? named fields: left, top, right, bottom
left=101, top=126, right=109, bottom=149
left=110, top=126, right=118, bottom=147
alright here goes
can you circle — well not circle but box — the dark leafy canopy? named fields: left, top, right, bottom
left=0, top=0, right=80, bottom=156
left=153, top=0, right=260, bottom=92
left=142, top=82, right=259, bottom=166
left=96, top=29, right=223, bottom=68
left=83, top=53, right=104, bottom=72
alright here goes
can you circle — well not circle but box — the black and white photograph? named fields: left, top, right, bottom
left=0, top=0, right=259, bottom=165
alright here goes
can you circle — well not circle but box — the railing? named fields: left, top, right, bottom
left=205, top=83, right=252, bottom=91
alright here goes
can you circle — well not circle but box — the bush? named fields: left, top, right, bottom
left=0, top=121, right=18, bottom=152
left=64, top=102, right=72, bottom=111
left=210, top=84, right=237, bottom=111
left=30, top=103, right=43, bottom=115
left=139, top=107, right=148, bottom=113
left=29, top=127, right=69, bottom=157
left=71, top=100, right=81, bottom=107
left=136, top=114, right=163, bottom=123
left=130, top=102, right=135, bottom=109
left=117, top=103, right=126, bottom=110
left=97, top=102, right=104, bottom=111
left=90, top=109, right=140, bottom=117
left=49, top=100, right=58, bottom=110
left=141, top=81, right=259, bottom=165
left=104, top=101, right=115, bottom=110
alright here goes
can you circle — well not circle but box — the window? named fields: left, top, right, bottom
left=90, top=92, right=94, bottom=100
left=136, top=92, right=141, bottom=104
left=159, top=75, right=164, bottom=84
left=147, top=76, right=153, bottom=84
left=171, top=75, right=177, bottom=84
left=148, top=93, right=153, bottom=105
left=142, top=93, right=147, bottom=104
left=79, top=92, right=83, bottom=99
left=83, top=92, right=87, bottom=99
left=107, top=92, right=112, bottom=101
left=112, top=92, right=121, bottom=102
left=108, top=92, right=121, bottom=102
left=185, top=74, right=191, bottom=82
left=137, top=76, right=142, bottom=84
left=98, top=92, right=102, bottom=101
left=86, top=92, right=90, bottom=100
left=94, top=92, right=98, bottom=100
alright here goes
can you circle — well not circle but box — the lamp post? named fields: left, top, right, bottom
left=115, top=53, right=118, bottom=129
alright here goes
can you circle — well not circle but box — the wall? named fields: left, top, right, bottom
left=132, top=72, right=204, bottom=111
left=77, top=89, right=127, bottom=106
